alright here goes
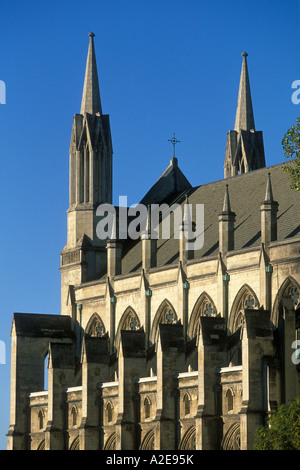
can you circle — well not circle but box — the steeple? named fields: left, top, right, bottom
left=224, top=52, right=265, bottom=179
left=64, top=33, right=113, bottom=253
left=80, top=32, right=102, bottom=115
left=234, top=52, right=255, bottom=132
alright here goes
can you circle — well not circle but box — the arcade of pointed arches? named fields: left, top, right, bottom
left=83, top=277, right=300, bottom=348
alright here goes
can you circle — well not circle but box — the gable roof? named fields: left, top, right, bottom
left=139, top=157, right=192, bottom=207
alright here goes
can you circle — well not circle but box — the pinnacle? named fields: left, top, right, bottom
left=222, top=184, right=231, bottom=213
left=264, top=172, right=274, bottom=202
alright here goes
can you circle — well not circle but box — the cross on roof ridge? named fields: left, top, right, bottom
left=168, top=132, right=180, bottom=158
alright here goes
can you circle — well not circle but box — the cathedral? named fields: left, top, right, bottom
left=7, top=33, right=300, bottom=451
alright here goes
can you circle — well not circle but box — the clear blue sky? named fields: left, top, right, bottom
left=0, top=0, right=299, bottom=450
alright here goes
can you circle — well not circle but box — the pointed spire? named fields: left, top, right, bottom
left=264, top=172, right=274, bottom=202
left=234, top=52, right=255, bottom=131
left=80, top=32, right=102, bottom=115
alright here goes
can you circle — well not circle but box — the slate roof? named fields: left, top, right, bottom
left=120, top=161, right=300, bottom=275
left=140, top=157, right=192, bottom=207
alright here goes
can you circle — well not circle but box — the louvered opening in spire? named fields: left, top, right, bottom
left=80, top=32, right=102, bottom=115
left=234, top=52, right=255, bottom=131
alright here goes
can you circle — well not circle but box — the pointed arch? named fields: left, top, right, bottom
left=38, top=409, right=45, bottom=430
left=144, top=396, right=152, bottom=419
left=85, top=312, right=106, bottom=337
left=104, top=432, right=116, bottom=450
left=183, top=392, right=192, bottom=416
left=179, top=426, right=196, bottom=450
left=115, top=306, right=141, bottom=349
left=228, top=284, right=259, bottom=333
left=140, top=429, right=155, bottom=450
left=188, top=292, right=218, bottom=340
left=70, top=435, right=80, bottom=450
left=106, top=400, right=114, bottom=423
left=225, top=388, right=234, bottom=412
left=71, top=405, right=78, bottom=427
left=272, top=276, right=300, bottom=327
left=37, top=439, right=45, bottom=450
left=150, top=299, right=177, bottom=345
left=221, top=422, right=240, bottom=450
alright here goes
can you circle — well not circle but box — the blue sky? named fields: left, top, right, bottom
left=0, top=0, right=299, bottom=450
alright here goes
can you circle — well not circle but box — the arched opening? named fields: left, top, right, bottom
left=106, top=401, right=113, bottom=423
left=104, top=432, right=116, bottom=450
left=70, top=435, right=80, bottom=450
left=272, top=276, right=300, bottom=327
left=183, top=393, right=191, bottom=416
left=38, top=409, right=44, bottom=430
left=179, top=426, right=196, bottom=450
left=228, top=284, right=259, bottom=334
left=71, top=405, right=78, bottom=427
left=226, top=388, right=234, bottom=412
left=85, top=313, right=105, bottom=337
left=150, top=299, right=177, bottom=345
left=37, top=440, right=45, bottom=450
left=140, top=429, right=155, bottom=450
left=188, top=292, right=218, bottom=340
left=115, top=306, right=141, bottom=349
left=221, top=422, right=240, bottom=450
left=144, top=396, right=151, bottom=419
left=272, top=277, right=300, bottom=402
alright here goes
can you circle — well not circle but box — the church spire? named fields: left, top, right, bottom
left=224, top=52, right=265, bottom=179
left=80, top=32, right=102, bottom=115
left=67, top=32, right=113, bottom=252
left=234, top=52, right=255, bottom=131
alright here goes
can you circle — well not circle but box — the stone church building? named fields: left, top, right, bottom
left=7, top=34, right=300, bottom=450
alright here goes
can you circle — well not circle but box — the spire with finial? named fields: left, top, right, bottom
left=224, top=52, right=265, bottom=179
left=67, top=32, right=113, bottom=253
left=80, top=32, right=102, bottom=115
left=234, top=52, right=255, bottom=131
